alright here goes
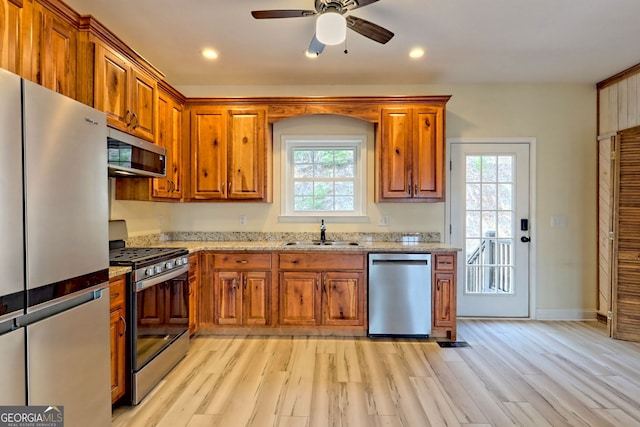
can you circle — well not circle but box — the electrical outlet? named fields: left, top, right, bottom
left=239, top=215, right=247, bottom=225
left=379, top=215, right=390, bottom=226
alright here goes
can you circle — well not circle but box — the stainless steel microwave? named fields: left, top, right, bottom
left=107, top=127, right=166, bottom=178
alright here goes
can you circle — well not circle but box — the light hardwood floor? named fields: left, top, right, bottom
left=112, top=320, right=640, bottom=427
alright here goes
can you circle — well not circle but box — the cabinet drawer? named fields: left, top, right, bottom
left=109, top=276, right=126, bottom=309
left=213, top=253, right=272, bottom=270
left=434, top=253, right=455, bottom=271
left=279, top=253, right=365, bottom=270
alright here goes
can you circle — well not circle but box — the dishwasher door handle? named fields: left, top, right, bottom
left=371, top=259, right=429, bottom=265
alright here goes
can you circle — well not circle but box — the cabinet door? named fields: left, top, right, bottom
left=433, top=271, right=456, bottom=329
left=379, top=108, right=412, bottom=199
left=109, top=306, right=126, bottom=403
left=279, top=271, right=321, bottom=326
left=227, top=108, right=266, bottom=200
left=0, top=0, right=26, bottom=76
left=130, top=67, right=156, bottom=141
left=413, top=108, right=443, bottom=200
left=188, top=254, right=199, bottom=335
left=94, top=43, right=130, bottom=131
left=244, top=271, right=270, bottom=325
left=198, top=252, right=215, bottom=328
left=166, top=276, right=189, bottom=326
left=323, top=271, right=364, bottom=326
left=39, top=8, right=77, bottom=99
left=191, top=109, right=227, bottom=199
left=215, top=271, right=243, bottom=325
left=154, top=91, right=182, bottom=199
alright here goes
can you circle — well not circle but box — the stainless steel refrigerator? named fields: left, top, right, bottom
left=0, top=68, right=111, bottom=427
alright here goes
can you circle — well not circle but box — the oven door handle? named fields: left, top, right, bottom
left=135, top=264, right=190, bottom=292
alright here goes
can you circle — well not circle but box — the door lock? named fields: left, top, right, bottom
left=521, top=236, right=531, bottom=243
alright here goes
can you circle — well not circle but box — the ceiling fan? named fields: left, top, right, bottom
left=251, top=0, right=394, bottom=55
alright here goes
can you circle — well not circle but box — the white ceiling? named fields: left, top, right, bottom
left=64, top=0, right=640, bottom=87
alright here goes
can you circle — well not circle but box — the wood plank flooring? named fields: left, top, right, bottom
left=112, top=320, right=640, bottom=426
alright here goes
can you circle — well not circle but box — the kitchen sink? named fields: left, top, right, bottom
left=283, top=241, right=359, bottom=246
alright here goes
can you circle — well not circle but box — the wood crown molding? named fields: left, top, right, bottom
left=8, top=0, right=23, bottom=7
left=597, top=62, right=640, bottom=90
left=185, top=95, right=451, bottom=123
left=78, top=15, right=165, bottom=81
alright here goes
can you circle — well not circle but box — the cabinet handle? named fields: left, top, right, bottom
left=111, top=292, right=119, bottom=300
left=119, top=316, right=126, bottom=336
left=124, top=110, right=133, bottom=126
left=425, top=118, right=431, bottom=127
left=414, top=184, right=418, bottom=195
left=131, top=112, right=139, bottom=130
left=437, top=283, right=440, bottom=291
left=243, top=276, right=247, bottom=290
left=237, top=260, right=248, bottom=264
left=228, top=182, right=231, bottom=194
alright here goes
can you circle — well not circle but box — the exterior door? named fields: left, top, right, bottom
left=449, top=141, right=531, bottom=317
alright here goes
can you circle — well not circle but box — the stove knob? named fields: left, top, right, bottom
left=145, top=268, right=155, bottom=276
left=165, top=261, right=174, bottom=269
left=182, top=257, right=189, bottom=265
left=155, top=266, right=163, bottom=274
left=175, top=258, right=183, bottom=266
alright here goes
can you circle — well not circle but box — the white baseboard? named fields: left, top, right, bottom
left=535, top=309, right=598, bottom=321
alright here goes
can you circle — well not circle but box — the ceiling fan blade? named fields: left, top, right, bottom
left=307, top=34, right=326, bottom=55
left=345, top=15, right=394, bottom=44
left=251, top=10, right=316, bottom=19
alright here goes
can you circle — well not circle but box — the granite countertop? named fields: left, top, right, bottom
left=159, top=240, right=461, bottom=253
left=109, top=232, right=461, bottom=278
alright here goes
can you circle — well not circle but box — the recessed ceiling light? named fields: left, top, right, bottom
left=409, top=48, right=424, bottom=59
left=202, top=49, right=218, bottom=60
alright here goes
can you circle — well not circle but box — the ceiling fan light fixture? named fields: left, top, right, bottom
left=316, top=11, right=346, bottom=45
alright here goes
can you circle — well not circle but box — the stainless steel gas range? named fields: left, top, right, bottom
left=109, top=221, right=190, bottom=405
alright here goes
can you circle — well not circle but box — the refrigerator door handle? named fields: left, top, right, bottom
left=18, top=284, right=108, bottom=327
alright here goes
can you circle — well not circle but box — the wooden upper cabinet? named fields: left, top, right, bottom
left=378, top=106, right=445, bottom=202
left=189, top=106, right=268, bottom=201
left=39, top=6, right=77, bottom=98
left=152, top=86, right=183, bottom=199
left=94, top=42, right=156, bottom=141
left=228, top=108, right=266, bottom=199
left=190, top=108, right=227, bottom=199
left=0, top=0, right=28, bottom=76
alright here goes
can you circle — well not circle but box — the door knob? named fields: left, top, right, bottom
left=521, top=236, right=531, bottom=243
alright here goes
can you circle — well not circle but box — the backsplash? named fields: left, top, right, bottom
left=124, top=231, right=441, bottom=246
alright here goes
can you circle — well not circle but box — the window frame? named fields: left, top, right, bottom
left=279, top=135, right=368, bottom=222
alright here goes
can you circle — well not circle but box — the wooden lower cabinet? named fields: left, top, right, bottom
left=278, top=252, right=366, bottom=328
left=188, top=253, right=199, bottom=336
left=195, top=249, right=454, bottom=336
left=279, top=271, right=321, bottom=326
left=109, top=275, right=127, bottom=404
left=215, top=270, right=270, bottom=326
left=432, top=252, right=457, bottom=340
left=199, top=252, right=272, bottom=328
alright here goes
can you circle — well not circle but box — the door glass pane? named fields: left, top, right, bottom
left=465, top=154, right=515, bottom=295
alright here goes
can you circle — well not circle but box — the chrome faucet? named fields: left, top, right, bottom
left=320, top=219, right=326, bottom=243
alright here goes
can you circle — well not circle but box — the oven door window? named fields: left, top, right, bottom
left=134, top=274, right=189, bottom=370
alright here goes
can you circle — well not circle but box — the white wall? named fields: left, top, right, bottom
left=111, top=83, right=597, bottom=316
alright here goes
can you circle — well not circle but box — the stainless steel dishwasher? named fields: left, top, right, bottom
left=368, top=253, right=432, bottom=336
